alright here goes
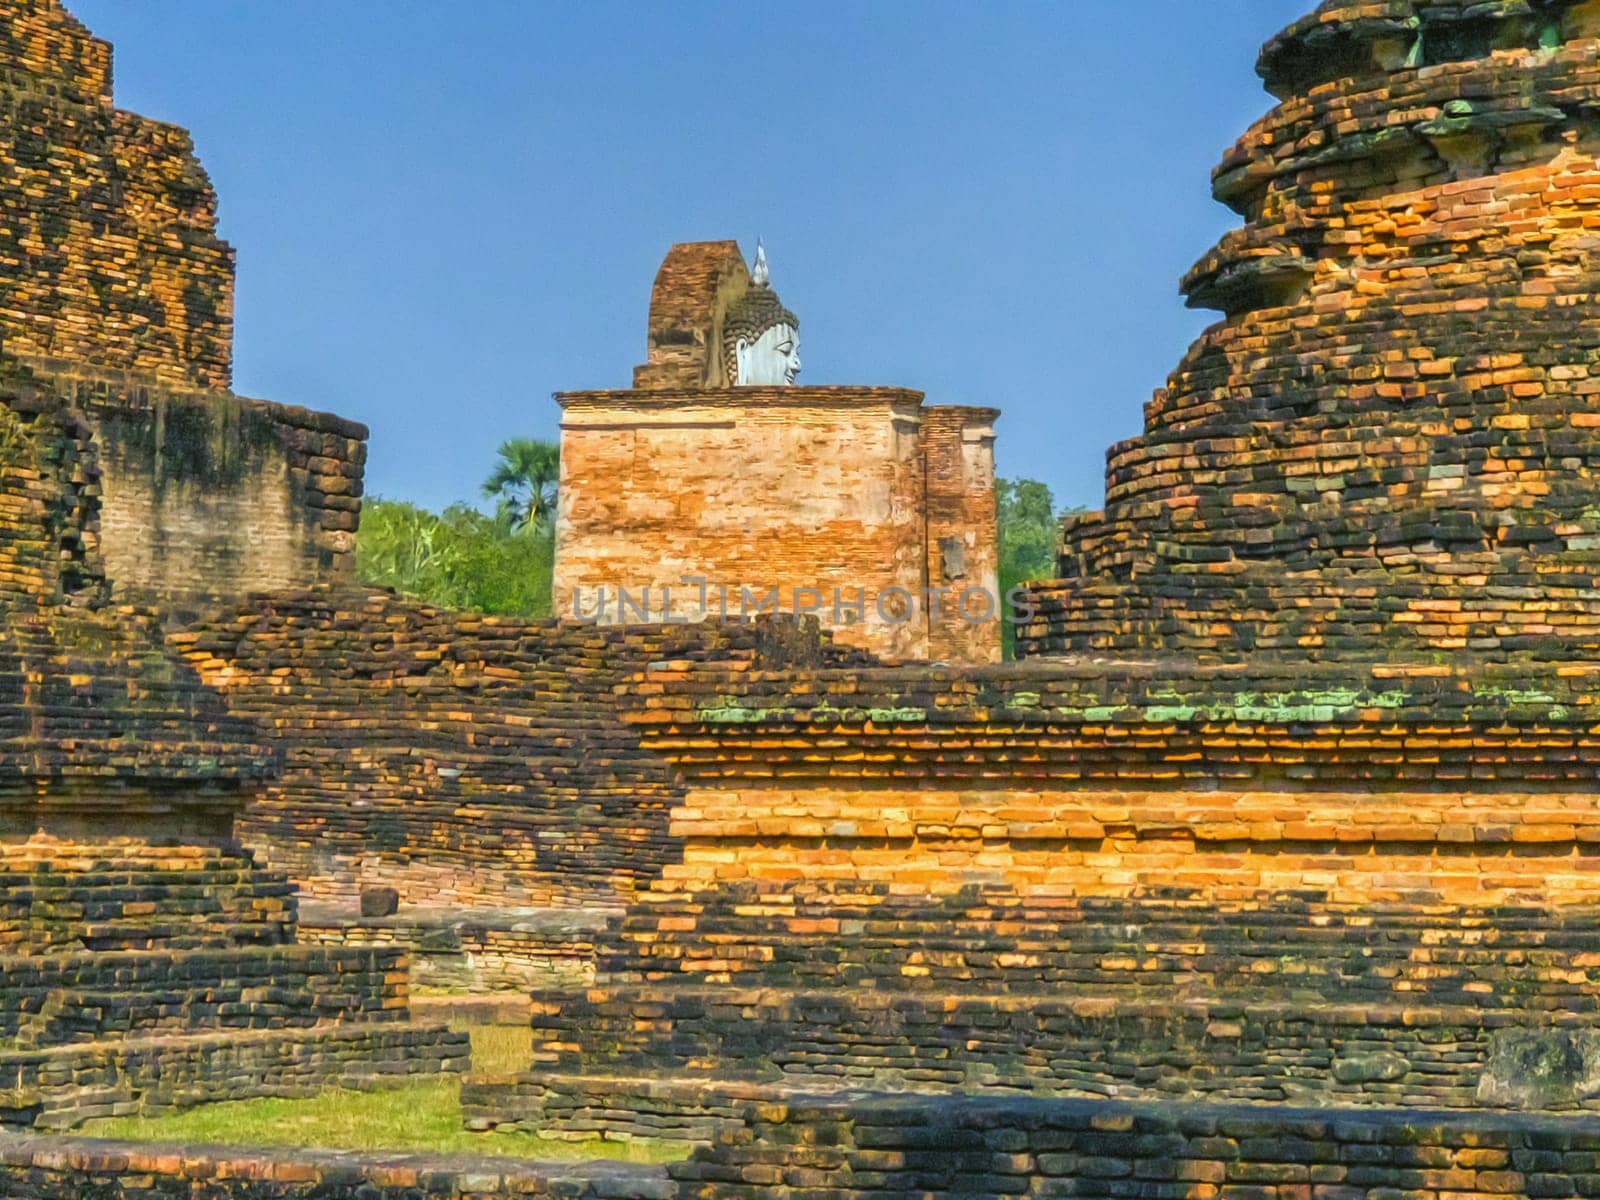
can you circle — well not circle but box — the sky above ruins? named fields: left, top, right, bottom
left=71, top=0, right=1310, bottom=516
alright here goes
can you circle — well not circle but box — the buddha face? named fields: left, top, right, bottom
left=736, top=323, right=802, bottom=386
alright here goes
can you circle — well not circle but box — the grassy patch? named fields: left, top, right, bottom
left=467, top=1023, right=533, bottom=1074
left=78, top=1025, right=686, bottom=1164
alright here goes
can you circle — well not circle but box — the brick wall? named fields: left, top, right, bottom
left=920, top=406, right=1000, bottom=663
left=0, top=1022, right=470, bottom=1131
left=170, top=596, right=849, bottom=907
left=555, top=386, right=999, bottom=663
left=0, top=367, right=367, bottom=615
left=671, top=1093, right=1600, bottom=1200
left=530, top=987, right=1600, bottom=1112
left=84, top=381, right=365, bottom=613
left=519, top=884, right=1600, bottom=1111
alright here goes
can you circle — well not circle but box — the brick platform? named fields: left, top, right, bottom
left=610, top=658, right=1600, bottom=905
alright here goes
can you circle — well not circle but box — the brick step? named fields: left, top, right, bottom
left=0, top=857, right=295, bottom=955
left=601, top=888, right=1600, bottom=1006
left=461, top=1072, right=808, bottom=1144
left=603, top=944, right=1600, bottom=1008
left=529, top=985, right=1600, bottom=1113
left=0, top=1020, right=471, bottom=1131
left=7, top=945, right=409, bottom=1049
left=619, top=889, right=1600, bottom=934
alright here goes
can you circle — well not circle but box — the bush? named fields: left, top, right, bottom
left=997, top=478, right=1072, bottom=659
left=356, top=498, right=553, bottom=619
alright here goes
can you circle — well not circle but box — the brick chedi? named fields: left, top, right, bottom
left=555, top=240, right=1002, bottom=664
left=1021, top=0, right=1600, bottom=663
left=0, top=0, right=231, bottom=389
left=0, top=0, right=367, bottom=613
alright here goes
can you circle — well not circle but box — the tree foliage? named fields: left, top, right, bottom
left=481, top=438, right=561, bottom=535
left=997, top=477, right=1070, bottom=659
left=356, top=499, right=553, bottom=618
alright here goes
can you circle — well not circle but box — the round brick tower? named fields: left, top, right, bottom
left=1023, top=0, right=1600, bottom=663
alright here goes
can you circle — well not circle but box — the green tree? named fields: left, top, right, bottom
left=481, top=438, right=561, bottom=535
left=356, top=498, right=553, bottom=618
left=996, top=478, right=1067, bottom=660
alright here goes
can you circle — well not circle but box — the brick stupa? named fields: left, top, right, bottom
left=1023, top=0, right=1600, bottom=663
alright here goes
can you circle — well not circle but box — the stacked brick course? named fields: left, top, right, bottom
left=671, top=1094, right=1600, bottom=1200
left=171, top=594, right=849, bottom=907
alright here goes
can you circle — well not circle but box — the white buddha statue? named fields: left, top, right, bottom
left=723, top=243, right=802, bottom=386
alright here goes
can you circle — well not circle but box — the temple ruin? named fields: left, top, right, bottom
left=554, top=240, right=1003, bottom=665
left=7, top=0, right=1600, bottom=1196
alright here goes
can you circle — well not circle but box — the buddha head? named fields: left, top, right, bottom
left=722, top=243, right=801, bottom=386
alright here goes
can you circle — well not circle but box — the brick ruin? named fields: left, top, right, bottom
left=465, top=3, right=1600, bottom=1195
left=1020, top=0, right=1600, bottom=664
left=0, top=358, right=466, bottom=1132
left=11, top=0, right=1600, bottom=1197
left=169, top=594, right=861, bottom=911
left=554, top=240, right=1003, bottom=665
left=0, top=0, right=364, bottom=614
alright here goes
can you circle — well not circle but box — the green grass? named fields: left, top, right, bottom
left=468, top=1023, right=534, bottom=1074
left=78, top=1025, right=688, bottom=1164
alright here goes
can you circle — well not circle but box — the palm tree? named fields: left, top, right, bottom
left=481, top=438, right=560, bottom=536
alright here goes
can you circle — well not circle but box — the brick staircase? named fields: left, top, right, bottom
left=0, top=842, right=469, bottom=1129
left=463, top=884, right=1600, bottom=1141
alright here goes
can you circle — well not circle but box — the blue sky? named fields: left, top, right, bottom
left=70, top=1, right=1311, bottom=514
